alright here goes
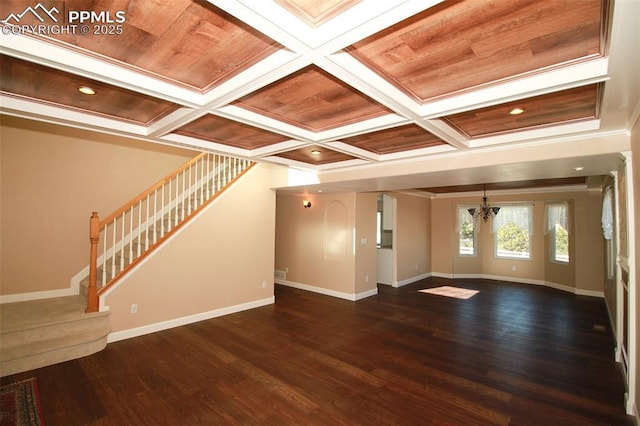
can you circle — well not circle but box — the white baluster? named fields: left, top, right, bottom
left=225, top=157, right=229, bottom=186
left=167, top=180, right=172, bottom=233
left=187, top=166, right=193, bottom=216
left=145, top=194, right=150, bottom=250
left=153, top=189, right=158, bottom=244
left=129, top=206, right=134, bottom=264
left=137, top=200, right=142, bottom=258
left=206, top=153, right=212, bottom=198
left=181, top=169, right=186, bottom=221
left=214, top=155, right=219, bottom=193
left=120, top=212, right=125, bottom=273
left=111, top=219, right=116, bottom=279
left=200, top=156, right=205, bottom=205
left=102, top=226, right=107, bottom=286
left=161, top=184, right=165, bottom=237
left=174, top=176, right=179, bottom=228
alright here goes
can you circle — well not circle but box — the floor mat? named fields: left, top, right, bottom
left=418, top=286, right=478, bottom=299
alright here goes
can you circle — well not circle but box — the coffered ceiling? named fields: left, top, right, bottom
left=1, top=0, right=638, bottom=194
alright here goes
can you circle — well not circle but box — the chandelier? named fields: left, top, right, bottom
left=468, top=184, right=500, bottom=221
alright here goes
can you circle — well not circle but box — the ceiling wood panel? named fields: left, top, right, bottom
left=23, top=0, right=280, bottom=91
left=348, top=0, right=604, bottom=101
left=174, top=114, right=288, bottom=149
left=442, top=84, right=600, bottom=138
left=340, top=124, right=446, bottom=154
left=0, top=54, right=179, bottom=125
left=276, top=145, right=358, bottom=165
left=234, top=66, right=392, bottom=131
left=419, top=177, right=587, bottom=194
left=275, top=0, right=361, bottom=27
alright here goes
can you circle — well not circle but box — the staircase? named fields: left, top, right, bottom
left=0, top=153, right=253, bottom=376
left=0, top=296, right=110, bottom=377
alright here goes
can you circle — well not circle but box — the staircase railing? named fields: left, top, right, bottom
left=86, top=153, right=255, bottom=312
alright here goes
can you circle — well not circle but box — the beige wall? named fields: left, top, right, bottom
left=103, top=163, right=286, bottom=333
left=275, top=191, right=378, bottom=297
left=431, top=188, right=604, bottom=293
left=431, top=199, right=454, bottom=275
left=395, top=193, right=431, bottom=284
left=355, top=193, right=378, bottom=294
left=0, top=116, right=196, bottom=296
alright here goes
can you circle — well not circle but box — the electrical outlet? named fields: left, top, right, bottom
left=512, top=265, right=517, bottom=271
left=131, top=304, right=138, bottom=314
left=262, top=281, right=267, bottom=288
left=365, top=275, right=369, bottom=283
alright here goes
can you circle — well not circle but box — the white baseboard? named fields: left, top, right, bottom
left=275, top=279, right=377, bottom=301
left=107, top=296, right=275, bottom=343
left=396, top=272, right=432, bottom=288
left=354, top=288, right=379, bottom=300
left=574, top=288, right=605, bottom=298
left=431, top=272, right=454, bottom=279
left=0, top=287, right=78, bottom=304
left=69, top=266, right=87, bottom=294
left=451, top=273, right=603, bottom=298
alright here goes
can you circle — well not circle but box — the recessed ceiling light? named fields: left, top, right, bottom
left=310, top=149, right=321, bottom=155
left=573, top=166, right=585, bottom=171
left=509, top=107, right=525, bottom=115
left=78, top=86, right=96, bottom=95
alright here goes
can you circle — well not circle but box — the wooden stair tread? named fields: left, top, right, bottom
left=0, top=295, right=108, bottom=334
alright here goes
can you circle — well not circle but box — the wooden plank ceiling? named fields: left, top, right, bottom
left=0, top=0, right=614, bottom=192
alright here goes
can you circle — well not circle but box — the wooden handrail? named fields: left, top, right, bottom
left=86, top=154, right=254, bottom=313
left=99, top=152, right=207, bottom=227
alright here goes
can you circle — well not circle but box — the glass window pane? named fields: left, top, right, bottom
left=495, top=205, right=532, bottom=259
left=457, top=206, right=475, bottom=256
left=547, top=203, right=569, bottom=263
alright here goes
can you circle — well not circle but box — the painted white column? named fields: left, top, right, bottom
left=622, top=152, right=637, bottom=416
left=611, top=170, right=623, bottom=364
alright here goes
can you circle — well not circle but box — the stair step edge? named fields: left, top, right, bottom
left=0, top=310, right=110, bottom=334
left=0, top=336, right=108, bottom=377
left=1, top=326, right=111, bottom=361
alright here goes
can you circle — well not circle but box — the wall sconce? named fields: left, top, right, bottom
left=303, top=200, right=312, bottom=209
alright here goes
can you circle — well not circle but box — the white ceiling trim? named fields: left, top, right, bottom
left=468, top=120, right=603, bottom=148
left=419, top=58, right=611, bottom=118
left=160, top=132, right=251, bottom=158
left=199, top=49, right=309, bottom=107
left=214, top=105, right=317, bottom=141
left=216, top=0, right=443, bottom=53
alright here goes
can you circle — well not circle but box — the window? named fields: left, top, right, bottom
left=493, top=205, right=532, bottom=259
left=546, top=202, right=569, bottom=263
left=457, top=206, right=476, bottom=256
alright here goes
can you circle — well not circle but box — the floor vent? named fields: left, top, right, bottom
left=274, top=270, right=286, bottom=280
left=593, top=324, right=606, bottom=332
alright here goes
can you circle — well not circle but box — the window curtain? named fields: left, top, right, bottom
left=545, top=202, right=569, bottom=235
left=456, top=205, right=475, bottom=232
left=492, top=205, right=532, bottom=234
left=602, top=187, right=613, bottom=240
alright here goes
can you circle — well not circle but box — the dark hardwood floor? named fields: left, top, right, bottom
left=1, top=278, right=634, bottom=425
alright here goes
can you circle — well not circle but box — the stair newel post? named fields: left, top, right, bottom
left=86, top=211, right=100, bottom=313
